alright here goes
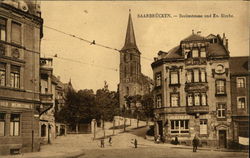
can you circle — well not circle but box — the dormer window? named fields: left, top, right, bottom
left=192, top=49, right=199, bottom=58
left=200, top=48, right=206, bottom=57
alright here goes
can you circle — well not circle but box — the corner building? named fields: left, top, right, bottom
left=0, top=1, right=43, bottom=155
left=152, top=32, right=233, bottom=148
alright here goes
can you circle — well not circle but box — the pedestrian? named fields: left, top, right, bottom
left=192, top=134, right=199, bottom=152
left=100, top=138, right=105, bottom=148
left=134, top=138, right=138, bottom=148
left=109, top=137, right=112, bottom=146
left=175, top=136, right=179, bottom=145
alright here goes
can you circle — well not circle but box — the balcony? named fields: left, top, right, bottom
left=185, top=82, right=208, bottom=92
left=40, top=58, right=53, bottom=72
left=186, top=106, right=209, bottom=115
left=39, top=93, right=53, bottom=115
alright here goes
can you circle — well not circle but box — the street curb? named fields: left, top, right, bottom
left=169, top=146, right=249, bottom=153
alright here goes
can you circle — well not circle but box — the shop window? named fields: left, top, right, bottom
left=237, top=97, right=246, bottom=109
left=237, top=77, right=245, bottom=88
left=170, top=120, right=189, bottom=134
left=11, top=22, right=21, bottom=45
left=0, top=17, right=6, bottom=41
left=0, top=63, right=6, bottom=86
left=170, top=93, right=179, bottom=107
left=200, top=119, right=207, bottom=135
left=10, top=114, right=20, bottom=136
left=10, top=65, right=20, bottom=88
left=0, top=113, right=5, bottom=136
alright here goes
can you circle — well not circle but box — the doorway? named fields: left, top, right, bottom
left=157, top=121, right=163, bottom=137
left=219, top=130, right=227, bottom=148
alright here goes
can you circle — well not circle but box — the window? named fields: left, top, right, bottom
left=186, top=71, right=192, bottom=83
left=200, top=119, right=207, bottom=135
left=10, top=65, right=20, bottom=88
left=187, top=93, right=193, bottom=106
left=170, top=71, right=179, bottom=84
left=170, top=120, right=189, bottom=134
left=237, top=77, right=245, bottom=88
left=193, top=69, right=199, bottom=82
left=200, top=69, right=206, bottom=82
left=10, top=114, right=20, bottom=136
left=0, top=17, right=6, bottom=41
left=192, top=49, right=199, bottom=57
left=216, top=80, right=226, bottom=95
left=194, top=93, right=200, bottom=106
left=0, top=63, right=6, bottom=86
left=217, top=103, right=226, bottom=118
left=41, top=124, right=46, bottom=137
left=11, top=22, right=21, bottom=45
left=201, top=93, right=207, bottom=106
left=237, top=97, right=246, bottom=109
left=0, top=44, right=5, bottom=56
left=0, top=113, right=5, bottom=136
left=156, top=95, right=162, bottom=108
left=200, top=48, right=206, bottom=57
left=171, top=93, right=179, bottom=107
left=155, top=72, right=162, bottom=87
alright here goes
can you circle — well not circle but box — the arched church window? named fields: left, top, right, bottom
left=41, top=124, right=46, bottom=137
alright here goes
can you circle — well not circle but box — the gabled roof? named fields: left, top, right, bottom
left=229, top=56, right=249, bottom=75
left=160, top=45, right=183, bottom=59
left=121, top=11, right=139, bottom=51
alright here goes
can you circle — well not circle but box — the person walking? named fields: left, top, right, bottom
left=108, top=137, right=112, bottom=146
left=192, top=135, right=199, bottom=152
left=134, top=138, right=138, bottom=148
left=101, top=138, right=105, bottom=148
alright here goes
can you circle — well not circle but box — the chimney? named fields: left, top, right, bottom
left=192, top=30, right=194, bottom=35
left=222, top=33, right=228, bottom=49
left=197, top=31, right=201, bottom=35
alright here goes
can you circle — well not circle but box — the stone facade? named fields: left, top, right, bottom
left=119, top=11, right=153, bottom=109
left=0, top=1, right=43, bottom=155
left=152, top=32, right=233, bottom=148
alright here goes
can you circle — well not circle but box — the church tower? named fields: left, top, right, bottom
left=119, top=10, right=142, bottom=108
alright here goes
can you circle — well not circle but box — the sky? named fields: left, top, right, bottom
left=40, top=1, right=249, bottom=92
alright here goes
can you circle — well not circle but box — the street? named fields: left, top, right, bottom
left=5, top=122, right=248, bottom=158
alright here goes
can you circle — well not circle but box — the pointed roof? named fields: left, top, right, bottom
left=121, top=10, right=139, bottom=51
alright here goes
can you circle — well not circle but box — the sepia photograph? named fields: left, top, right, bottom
left=0, top=0, right=249, bottom=157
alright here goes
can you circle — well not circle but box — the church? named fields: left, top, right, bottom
left=119, top=11, right=153, bottom=109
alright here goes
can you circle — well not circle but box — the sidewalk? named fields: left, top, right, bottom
left=3, top=119, right=148, bottom=158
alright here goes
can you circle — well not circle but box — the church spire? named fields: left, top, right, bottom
left=122, top=10, right=138, bottom=51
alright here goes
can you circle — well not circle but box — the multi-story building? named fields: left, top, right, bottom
left=119, top=11, right=153, bottom=109
left=152, top=31, right=232, bottom=148
left=230, top=56, right=249, bottom=147
left=0, top=0, right=43, bottom=155
left=39, top=57, right=56, bottom=144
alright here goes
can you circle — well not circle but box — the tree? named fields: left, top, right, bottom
left=95, top=81, right=119, bottom=137
left=141, top=92, right=154, bottom=126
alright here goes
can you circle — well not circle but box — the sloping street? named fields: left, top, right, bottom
left=4, top=121, right=248, bottom=158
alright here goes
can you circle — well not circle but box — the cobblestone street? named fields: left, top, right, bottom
left=4, top=121, right=248, bottom=158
